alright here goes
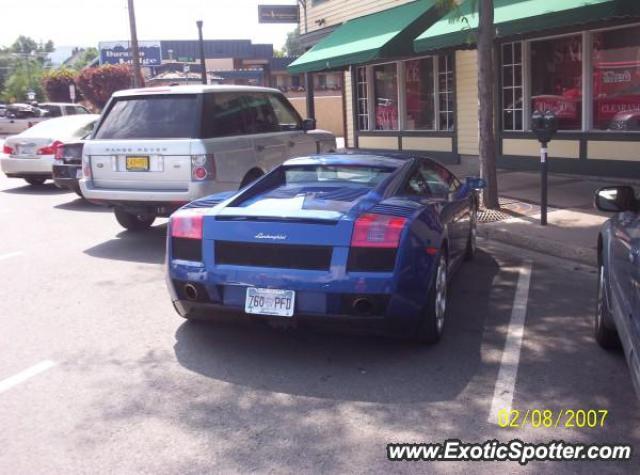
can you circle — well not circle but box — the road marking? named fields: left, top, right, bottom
left=0, top=251, right=23, bottom=261
left=0, top=360, right=57, bottom=394
left=488, top=260, right=533, bottom=424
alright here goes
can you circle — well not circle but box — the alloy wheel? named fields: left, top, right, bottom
left=435, top=257, right=447, bottom=333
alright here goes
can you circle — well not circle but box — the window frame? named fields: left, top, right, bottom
left=354, top=53, right=456, bottom=133
left=500, top=22, right=640, bottom=134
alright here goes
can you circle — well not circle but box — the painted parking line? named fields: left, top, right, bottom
left=0, top=251, right=24, bottom=261
left=488, top=260, right=533, bottom=424
left=0, top=360, right=57, bottom=395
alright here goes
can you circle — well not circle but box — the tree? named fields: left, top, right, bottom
left=71, top=48, right=99, bottom=70
left=282, top=27, right=304, bottom=57
left=11, top=35, right=39, bottom=54
left=76, top=64, right=132, bottom=109
left=41, top=68, right=77, bottom=102
left=438, top=0, right=499, bottom=209
left=1, top=58, right=46, bottom=103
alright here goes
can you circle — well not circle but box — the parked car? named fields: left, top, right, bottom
left=52, top=140, right=88, bottom=197
left=594, top=186, right=640, bottom=397
left=39, top=102, right=91, bottom=118
left=1, top=114, right=99, bottom=186
left=166, top=152, right=484, bottom=343
left=80, top=85, right=336, bottom=231
left=608, top=111, right=640, bottom=131
left=5, top=102, right=43, bottom=119
left=0, top=103, right=6, bottom=117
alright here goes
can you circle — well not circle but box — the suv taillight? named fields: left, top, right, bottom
left=351, top=214, right=407, bottom=248
left=191, top=154, right=216, bottom=181
left=171, top=209, right=207, bottom=239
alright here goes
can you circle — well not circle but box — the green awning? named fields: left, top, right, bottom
left=288, top=0, right=439, bottom=74
left=414, top=0, right=640, bottom=53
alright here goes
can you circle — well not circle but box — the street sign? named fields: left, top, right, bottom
left=99, top=41, right=162, bottom=66
left=69, top=84, right=76, bottom=103
left=258, top=4, right=299, bottom=23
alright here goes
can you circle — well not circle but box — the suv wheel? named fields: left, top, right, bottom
left=114, top=207, right=156, bottom=232
left=595, top=261, right=621, bottom=349
left=25, top=177, right=46, bottom=186
left=240, top=169, right=264, bottom=189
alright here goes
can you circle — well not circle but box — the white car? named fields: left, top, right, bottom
left=1, top=114, right=99, bottom=186
left=80, top=85, right=336, bottom=231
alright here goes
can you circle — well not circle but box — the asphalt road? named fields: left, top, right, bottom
left=0, top=172, right=638, bottom=474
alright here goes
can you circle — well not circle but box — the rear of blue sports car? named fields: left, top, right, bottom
left=166, top=156, right=443, bottom=336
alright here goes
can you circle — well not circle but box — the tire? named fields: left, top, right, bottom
left=464, top=210, right=477, bottom=261
left=240, top=169, right=264, bottom=189
left=24, top=177, right=46, bottom=186
left=114, top=207, right=155, bottom=232
left=73, top=184, right=84, bottom=199
left=416, top=250, right=448, bottom=344
left=595, top=260, right=621, bottom=349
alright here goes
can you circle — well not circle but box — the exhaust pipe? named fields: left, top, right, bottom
left=184, top=283, right=199, bottom=301
left=352, top=297, right=373, bottom=316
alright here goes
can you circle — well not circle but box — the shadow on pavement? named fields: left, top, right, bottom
left=83, top=224, right=167, bottom=264
left=173, top=249, right=504, bottom=404
left=55, top=198, right=111, bottom=213
left=2, top=182, right=70, bottom=195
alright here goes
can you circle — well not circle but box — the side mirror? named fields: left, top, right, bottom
left=466, top=176, right=486, bottom=190
left=302, top=118, right=316, bottom=131
left=594, top=186, right=637, bottom=213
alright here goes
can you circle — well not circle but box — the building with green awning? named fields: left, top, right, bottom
left=288, top=0, right=440, bottom=74
left=292, top=0, right=640, bottom=177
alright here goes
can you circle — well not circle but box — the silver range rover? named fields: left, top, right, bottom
left=80, top=85, right=336, bottom=231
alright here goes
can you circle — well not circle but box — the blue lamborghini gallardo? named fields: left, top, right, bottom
left=166, top=152, right=484, bottom=343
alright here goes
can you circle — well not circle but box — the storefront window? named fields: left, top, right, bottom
left=373, top=63, right=399, bottom=130
left=531, top=35, right=583, bottom=130
left=405, top=57, right=435, bottom=130
left=592, top=25, right=640, bottom=131
left=502, top=42, right=523, bottom=131
left=438, top=54, right=454, bottom=131
left=356, top=66, right=369, bottom=131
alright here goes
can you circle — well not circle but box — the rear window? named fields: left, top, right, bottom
left=284, top=165, right=394, bottom=186
left=94, top=95, right=199, bottom=139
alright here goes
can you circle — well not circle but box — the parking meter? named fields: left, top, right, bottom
left=531, top=110, right=558, bottom=225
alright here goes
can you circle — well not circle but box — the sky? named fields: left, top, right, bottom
left=1, top=0, right=295, bottom=51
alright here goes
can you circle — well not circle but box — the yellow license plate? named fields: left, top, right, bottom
left=126, top=156, right=149, bottom=171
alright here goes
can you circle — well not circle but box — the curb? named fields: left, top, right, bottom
left=478, top=224, right=597, bottom=267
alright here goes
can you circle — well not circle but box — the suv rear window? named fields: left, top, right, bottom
left=94, top=95, right=199, bottom=139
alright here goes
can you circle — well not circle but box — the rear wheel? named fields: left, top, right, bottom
left=72, top=184, right=84, bottom=199
left=595, top=261, right=621, bottom=349
left=114, top=207, right=156, bottom=232
left=24, top=177, right=46, bottom=186
left=416, top=251, right=447, bottom=344
left=240, top=169, right=264, bottom=189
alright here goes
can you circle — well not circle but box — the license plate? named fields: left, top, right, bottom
left=126, top=156, right=149, bottom=171
left=245, top=288, right=295, bottom=317
left=17, top=144, right=35, bottom=155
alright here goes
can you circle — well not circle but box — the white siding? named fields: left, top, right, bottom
left=344, top=69, right=355, bottom=147
left=456, top=50, right=479, bottom=156
left=301, top=0, right=415, bottom=34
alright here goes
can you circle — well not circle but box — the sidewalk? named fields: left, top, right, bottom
left=449, top=160, right=623, bottom=267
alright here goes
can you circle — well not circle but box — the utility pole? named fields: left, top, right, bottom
left=127, top=0, right=143, bottom=88
left=196, top=20, right=207, bottom=85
